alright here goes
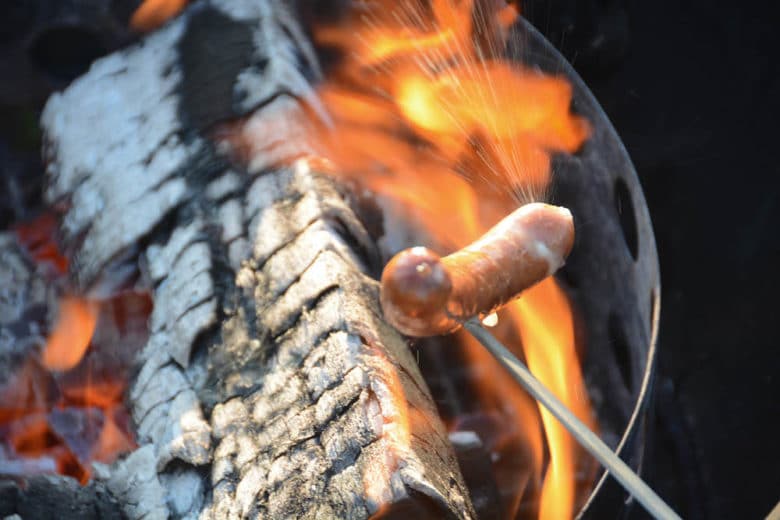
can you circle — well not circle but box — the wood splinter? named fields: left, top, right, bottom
left=380, top=202, right=575, bottom=337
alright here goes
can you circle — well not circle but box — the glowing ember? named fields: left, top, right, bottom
left=130, top=0, right=189, bottom=32
left=1, top=214, right=148, bottom=483
left=310, top=0, right=595, bottom=516
left=15, top=212, right=68, bottom=275
left=41, top=296, right=98, bottom=372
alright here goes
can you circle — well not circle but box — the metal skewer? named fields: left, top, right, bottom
left=464, top=319, right=682, bottom=520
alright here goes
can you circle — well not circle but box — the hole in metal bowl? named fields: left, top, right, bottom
left=29, top=26, right=107, bottom=82
left=614, top=177, right=639, bottom=260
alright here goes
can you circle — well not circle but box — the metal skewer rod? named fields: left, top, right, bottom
left=464, top=319, right=682, bottom=520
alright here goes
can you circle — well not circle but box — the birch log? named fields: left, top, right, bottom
left=27, top=1, right=475, bottom=518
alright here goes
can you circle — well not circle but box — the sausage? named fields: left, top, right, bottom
left=379, top=202, right=574, bottom=336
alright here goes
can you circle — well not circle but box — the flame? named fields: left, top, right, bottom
left=130, top=0, right=188, bottom=32
left=308, top=1, right=595, bottom=517
left=513, top=279, right=596, bottom=519
left=455, top=327, right=545, bottom=517
left=41, top=296, right=98, bottom=372
left=310, top=0, right=588, bottom=205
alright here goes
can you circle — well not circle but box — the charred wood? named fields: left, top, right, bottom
left=31, top=0, right=475, bottom=518
left=0, top=475, right=123, bottom=520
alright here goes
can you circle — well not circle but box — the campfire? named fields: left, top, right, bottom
left=0, top=1, right=661, bottom=519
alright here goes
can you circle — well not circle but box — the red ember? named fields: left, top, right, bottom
left=1, top=214, right=150, bottom=484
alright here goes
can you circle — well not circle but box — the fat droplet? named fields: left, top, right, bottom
left=482, top=312, right=499, bottom=327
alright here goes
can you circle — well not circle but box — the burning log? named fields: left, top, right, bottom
left=0, top=0, right=475, bottom=518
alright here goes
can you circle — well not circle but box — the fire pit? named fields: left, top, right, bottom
left=0, top=1, right=660, bottom=519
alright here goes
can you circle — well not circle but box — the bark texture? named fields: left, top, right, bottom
left=32, top=0, right=474, bottom=518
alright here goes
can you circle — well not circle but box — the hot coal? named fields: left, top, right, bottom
left=0, top=223, right=150, bottom=485
left=48, top=407, right=105, bottom=468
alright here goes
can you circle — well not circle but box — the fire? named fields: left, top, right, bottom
left=130, top=0, right=189, bottom=32
left=513, top=280, right=596, bottom=519
left=41, top=296, right=98, bottom=372
left=310, top=1, right=595, bottom=517
left=1, top=214, right=146, bottom=483
left=454, top=326, right=545, bottom=517
left=311, top=0, right=588, bottom=204
left=15, top=212, right=68, bottom=275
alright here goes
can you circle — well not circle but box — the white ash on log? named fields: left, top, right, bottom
left=0, top=233, right=50, bottom=380
left=21, top=0, right=476, bottom=518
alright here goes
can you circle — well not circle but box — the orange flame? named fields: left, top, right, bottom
left=130, top=0, right=188, bottom=32
left=308, top=1, right=595, bottom=517
left=513, top=279, right=596, bottom=519
left=41, top=296, right=98, bottom=372
left=310, top=0, right=588, bottom=206
left=1, top=292, right=141, bottom=482
left=455, top=326, right=545, bottom=516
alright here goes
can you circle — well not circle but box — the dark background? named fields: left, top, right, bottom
left=1, top=0, right=779, bottom=518
left=525, top=0, right=780, bottom=518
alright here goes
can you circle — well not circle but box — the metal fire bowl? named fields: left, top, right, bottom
left=509, top=18, right=661, bottom=519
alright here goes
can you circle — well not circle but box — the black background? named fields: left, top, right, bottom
left=525, top=0, right=780, bottom=518
left=1, top=0, right=779, bottom=518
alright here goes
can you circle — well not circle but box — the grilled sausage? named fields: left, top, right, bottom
left=380, top=202, right=574, bottom=336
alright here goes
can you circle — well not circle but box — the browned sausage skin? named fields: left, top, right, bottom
left=380, top=202, right=575, bottom=337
